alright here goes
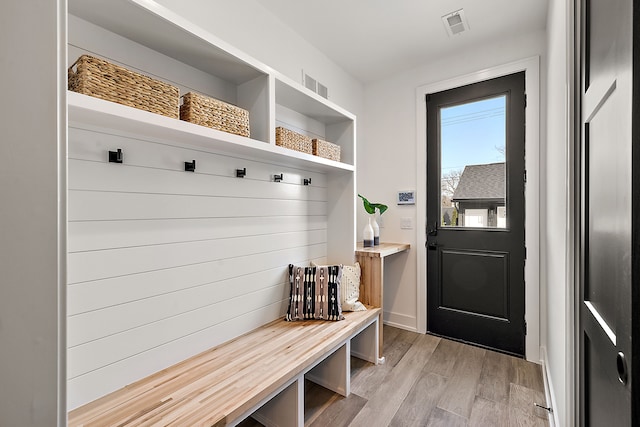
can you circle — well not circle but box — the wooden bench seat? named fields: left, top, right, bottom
left=68, top=308, right=381, bottom=427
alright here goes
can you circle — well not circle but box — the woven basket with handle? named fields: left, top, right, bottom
left=68, top=55, right=179, bottom=119
left=275, top=127, right=313, bottom=154
left=180, top=92, right=250, bottom=137
left=312, top=138, right=341, bottom=162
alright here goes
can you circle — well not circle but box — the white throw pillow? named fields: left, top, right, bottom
left=341, top=262, right=367, bottom=311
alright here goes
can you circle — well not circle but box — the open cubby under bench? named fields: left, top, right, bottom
left=68, top=308, right=381, bottom=427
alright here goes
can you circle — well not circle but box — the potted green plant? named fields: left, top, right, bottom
left=358, top=194, right=388, bottom=246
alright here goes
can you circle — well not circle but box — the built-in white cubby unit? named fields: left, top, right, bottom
left=67, top=0, right=356, bottom=169
left=66, top=0, right=356, bottom=410
left=275, top=76, right=356, bottom=167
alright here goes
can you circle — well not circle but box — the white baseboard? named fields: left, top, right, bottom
left=540, top=346, right=560, bottom=427
left=383, top=311, right=417, bottom=332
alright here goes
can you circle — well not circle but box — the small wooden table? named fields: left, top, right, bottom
left=356, top=242, right=410, bottom=362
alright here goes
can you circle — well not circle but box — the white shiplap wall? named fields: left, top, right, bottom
left=67, top=126, right=329, bottom=409
left=66, top=12, right=340, bottom=409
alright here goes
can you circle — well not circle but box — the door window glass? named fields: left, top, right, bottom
left=440, top=95, right=507, bottom=228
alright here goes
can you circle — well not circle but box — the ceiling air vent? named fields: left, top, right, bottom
left=442, top=9, right=469, bottom=37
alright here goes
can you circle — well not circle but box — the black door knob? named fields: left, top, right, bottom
left=427, top=221, right=438, bottom=236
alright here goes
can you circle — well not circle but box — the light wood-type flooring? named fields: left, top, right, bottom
left=240, top=325, right=550, bottom=427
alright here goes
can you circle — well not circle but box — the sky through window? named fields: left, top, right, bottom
left=440, top=95, right=506, bottom=174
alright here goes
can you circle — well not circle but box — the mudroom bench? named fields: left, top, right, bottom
left=68, top=308, right=381, bottom=427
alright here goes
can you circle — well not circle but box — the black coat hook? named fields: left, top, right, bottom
left=274, top=173, right=283, bottom=182
left=109, top=148, right=123, bottom=164
left=185, top=160, right=196, bottom=172
left=236, top=168, right=246, bottom=178
left=303, top=178, right=312, bottom=186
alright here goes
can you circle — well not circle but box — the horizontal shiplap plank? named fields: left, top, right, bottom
left=67, top=300, right=287, bottom=410
left=67, top=283, right=288, bottom=378
left=68, top=216, right=326, bottom=252
left=69, top=127, right=328, bottom=186
left=68, top=190, right=327, bottom=221
left=68, top=159, right=327, bottom=201
left=68, top=267, right=288, bottom=347
left=67, top=243, right=325, bottom=315
left=68, top=229, right=326, bottom=284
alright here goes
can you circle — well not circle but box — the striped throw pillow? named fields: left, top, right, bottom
left=312, top=261, right=366, bottom=312
left=286, top=264, right=344, bottom=321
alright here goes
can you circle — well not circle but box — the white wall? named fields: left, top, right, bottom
left=154, top=0, right=363, bottom=121
left=357, top=32, right=545, bottom=330
left=0, top=1, right=67, bottom=426
left=543, top=0, right=572, bottom=425
left=360, top=30, right=546, bottom=333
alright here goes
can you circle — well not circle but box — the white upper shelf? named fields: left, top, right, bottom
left=275, top=76, right=355, bottom=125
left=68, top=91, right=354, bottom=173
left=68, top=0, right=268, bottom=85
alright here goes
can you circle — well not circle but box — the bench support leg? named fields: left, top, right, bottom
left=251, top=377, right=304, bottom=427
left=351, top=316, right=380, bottom=364
left=306, top=341, right=350, bottom=397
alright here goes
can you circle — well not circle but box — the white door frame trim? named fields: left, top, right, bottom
left=415, top=56, right=541, bottom=362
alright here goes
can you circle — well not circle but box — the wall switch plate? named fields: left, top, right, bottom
left=400, top=217, right=413, bottom=229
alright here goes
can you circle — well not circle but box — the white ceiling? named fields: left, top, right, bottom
left=256, top=0, right=549, bottom=83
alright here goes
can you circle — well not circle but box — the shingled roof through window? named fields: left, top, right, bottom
left=452, top=162, right=505, bottom=201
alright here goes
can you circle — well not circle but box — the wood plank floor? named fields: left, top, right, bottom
left=239, top=325, right=550, bottom=426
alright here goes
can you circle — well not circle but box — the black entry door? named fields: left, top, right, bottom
left=426, top=72, right=526, bottom=356
left=578, top=0, right=634, bottom=424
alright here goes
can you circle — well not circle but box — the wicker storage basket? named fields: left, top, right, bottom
left=275, top=127, right=313, bottom=154
left=68, top=55, right=179, bottom=119
left=180, top=92, right=250, bottom=137
left=312, top=138, right=341, bottom=162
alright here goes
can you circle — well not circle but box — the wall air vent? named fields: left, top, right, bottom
left=442, top=9, right=470, bottom=37
left=317, top=82, right=328, bottom=99
left=304, top=73, right=317, bottom=92
left=302, top=70, right=329, bottom=99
